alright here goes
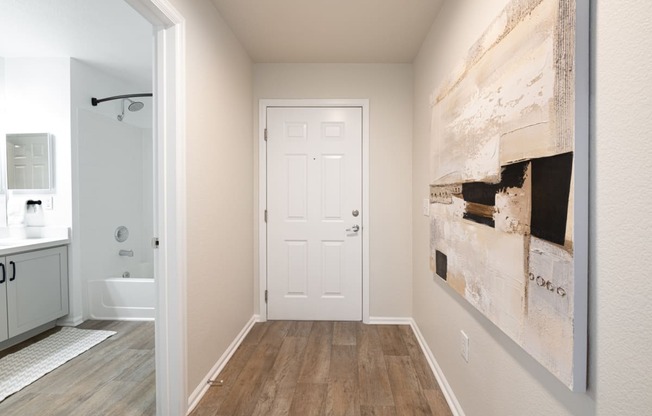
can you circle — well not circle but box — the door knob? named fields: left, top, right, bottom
left=346, top=225, right=360, bottom=233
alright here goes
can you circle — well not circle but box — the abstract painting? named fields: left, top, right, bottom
left=429, top=0, right=587, bottom=390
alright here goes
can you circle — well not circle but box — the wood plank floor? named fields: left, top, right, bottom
left=190, top=321, right=452, bottom=416
left=0, top=320, right=155, bottom=416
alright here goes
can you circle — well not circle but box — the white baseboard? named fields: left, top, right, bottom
left=368, top=316, right=412, bottom=325
left=409, top=318, right=465, bottom=416
left=186, top=314, right=260, bottom=414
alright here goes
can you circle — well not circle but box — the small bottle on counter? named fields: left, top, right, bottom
left=25, top=200, right=45, bottom=227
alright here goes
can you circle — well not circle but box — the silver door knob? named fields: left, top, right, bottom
left=346, top=225, right=360, bottom=233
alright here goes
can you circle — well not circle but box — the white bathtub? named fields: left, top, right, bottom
left=88, top=277, right=155, bottom=320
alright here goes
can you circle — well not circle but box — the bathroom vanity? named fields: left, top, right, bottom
left=0, top=237, right=69, bottom=346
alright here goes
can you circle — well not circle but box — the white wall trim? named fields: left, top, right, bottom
left=258, top=99, right=370, bottom=323
left=409, top=318, right=465, bottom=416
left=257, top=101, right=267, bottom=321
left=127, top=1, right=187, bottom=415
left=368, top=316, right=413, bottom=325
left=186, top=315, right=260, bottom=414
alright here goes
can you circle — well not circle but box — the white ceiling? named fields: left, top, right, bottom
left=0, top=0, right=153, bottom=90
left=210, top=0, right=444, bottom=63
left=0, top=0, right=443, bottom=88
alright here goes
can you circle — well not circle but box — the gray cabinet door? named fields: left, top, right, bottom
left=6, top=246, right=68, bottom=338
left=0, top=260, right=7, bottom=342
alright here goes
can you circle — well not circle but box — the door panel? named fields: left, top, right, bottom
left=267, top=107, right=362, bottom=321
left=286, top=155, right=308, bottom=220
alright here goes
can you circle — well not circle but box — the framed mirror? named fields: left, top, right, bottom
left=5, top=133, right=54, bottom=191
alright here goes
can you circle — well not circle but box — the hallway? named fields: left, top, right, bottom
left=190, top=321, right=452, bottom=415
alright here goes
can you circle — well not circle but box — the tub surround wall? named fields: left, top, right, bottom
left=70, top=59, right=154, bottom=323
left=76, top=110, right=153, bottom=317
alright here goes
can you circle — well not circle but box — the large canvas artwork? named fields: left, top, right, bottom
left=429, top=0, right=588, bottom=390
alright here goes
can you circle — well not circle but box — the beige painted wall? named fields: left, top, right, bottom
left=169, top=0, right=254, bottom=394
left=253, top=64, right=413, bottom=318
left=413, top=0, right=652, bottom=415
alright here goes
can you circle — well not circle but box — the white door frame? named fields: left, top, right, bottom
left=258, top=99, right=370, bottom=324
left=124, top=1, right=187, bottom=414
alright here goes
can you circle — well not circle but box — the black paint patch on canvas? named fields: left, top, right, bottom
left=461, top=161, right=529, bottom=227
left=498, top=161, right=529, bottom=191
left=462, top=181, right=497, bottom=205
left=531, top=152, right=573, bottom=245
left=462, top=161, right=529, bottom=206
left=435, top=250, right=447, bottom=280
left=463, top=213, right=495, bottom=228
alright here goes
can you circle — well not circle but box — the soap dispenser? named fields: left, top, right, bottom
left=25, top=200, right=45, bottom=227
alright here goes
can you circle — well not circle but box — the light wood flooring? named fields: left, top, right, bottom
left=191, top=321, right=452, bottom=416
left=0, top=320, right=155, bottom=416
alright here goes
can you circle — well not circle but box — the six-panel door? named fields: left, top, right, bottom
left=267, top=107, right=363, bottom=321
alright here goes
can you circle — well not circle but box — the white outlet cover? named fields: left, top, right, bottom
left=422, top=198, right=430, bottom=216
left=43, top=196, right=54, bottom=210
left=461, top=330, right=469, bottom=363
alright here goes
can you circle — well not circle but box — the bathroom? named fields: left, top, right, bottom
left=0, top=0, right=157, bottom=407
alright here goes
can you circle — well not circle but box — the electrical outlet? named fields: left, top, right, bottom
left=43, top=196, right=54, bottom=210
left=460, top=330, right=469, bottom=363
left=422, top=198, right=430, bottom=216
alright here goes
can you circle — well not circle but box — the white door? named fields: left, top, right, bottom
left=267, top=107, right=362, bottom=321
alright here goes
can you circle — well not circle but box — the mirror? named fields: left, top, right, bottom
left=5, top=133, right=54, bottom=191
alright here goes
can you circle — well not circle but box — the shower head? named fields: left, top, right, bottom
left=127, top=99, right=144, bottom=112
left=117, top=98, right=145, bottom=121
left=91, top=93, right=152, bottom=121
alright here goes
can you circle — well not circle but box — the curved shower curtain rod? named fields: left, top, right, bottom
left=91, top=93, right=153, bottom=107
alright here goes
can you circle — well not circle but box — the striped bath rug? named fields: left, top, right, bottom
left=0, top=327, right=116, bottom=402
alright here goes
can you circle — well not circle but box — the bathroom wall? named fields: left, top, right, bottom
left=70, top=59, right=153, bottom=322
left=0, top=57, right=6, bottom=227
left=0, top=57, right=157, bottom=326
left=2, top=58, right=72, bottom=229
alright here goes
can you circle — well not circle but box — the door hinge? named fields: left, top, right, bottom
left=264, top=128, right=268, bottom=141
left=265, top=290, right=268, bottom=303
left=151, top=237, right=160, bottom=249
left=264, top=209, right=267, bottom=223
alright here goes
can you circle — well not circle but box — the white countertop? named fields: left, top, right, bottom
left=0, top=236, right=70, bottom=256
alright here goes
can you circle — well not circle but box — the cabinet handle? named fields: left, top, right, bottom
left=0, top=263, right=4, bottom=284
left=9, top=261, right=16, bottom=282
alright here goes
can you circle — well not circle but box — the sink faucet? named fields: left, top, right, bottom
left=119, top=249, right=134, bottom=257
